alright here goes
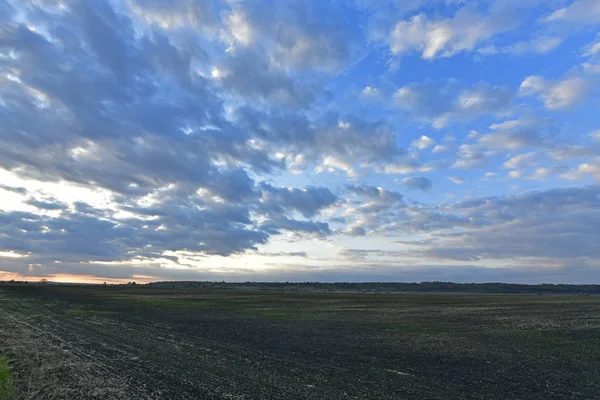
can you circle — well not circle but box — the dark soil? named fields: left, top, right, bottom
left=0, top=285, right=599, bottom=399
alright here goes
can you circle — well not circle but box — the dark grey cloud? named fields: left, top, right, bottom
left=261, top=216, right=331, bottom=237
left=259, top=183, right=338, bottom=218
left=0, top=184, right=27, bottom=195
left=409, top=186, right=600, bottom=260
left=346, top=184, right=404, bottom=204
left=25, top=197, right=68, bottom=210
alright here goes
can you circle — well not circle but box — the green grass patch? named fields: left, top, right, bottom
left=0, top=356, right=15, bottom=400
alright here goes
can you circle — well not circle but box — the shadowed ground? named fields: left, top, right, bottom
left=0, top=285, right=599, bottom=399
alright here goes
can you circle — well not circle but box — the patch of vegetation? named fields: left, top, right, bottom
left=0, top=356, right=15, bottom=400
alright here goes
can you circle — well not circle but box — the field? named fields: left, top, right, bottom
left=0, top=285, right=599, bottom=399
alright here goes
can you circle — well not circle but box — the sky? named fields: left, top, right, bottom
left=0, top=0, right=599, bottom=284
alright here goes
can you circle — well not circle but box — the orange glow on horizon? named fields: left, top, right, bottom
left=0, top=271, right=156, bottom=285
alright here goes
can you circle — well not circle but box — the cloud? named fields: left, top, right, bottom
left=448, top=176, right=470, bottom=184
left=126, top=0, right=219, bottom=32
left=25, top=197, right=68, bottom=210
left=221, top=0, right=360, bottom=72
left=255, top=251, right=308, bottom=258
left=478, top=118, right=554, bottom=150
left=397, top=177, right=433, bottom=191
left=346, top=185, right=404, bottom=204
left=380, top=162, right=435, bottom=175
left=390, top=5, right=521, bottom=60
left=526, top=166, right=569, bottom=181
left=405, top=186, right=600, bottom=262
left=260, top=216, right=331, bottom=237
left=544, top=0, right=600, bottom=25
left=452, top=144, right=488, bottom=169
left=411, top=135, right=435, bottom=150
left=0, top=1, right=362, bottom=266
left=258, top=184, right=338, bottom=218
left=211, top=47, right=317, bottom=108
left=584, top=38, right=600, bottom=58
left=479, top=36, right=563, bottom=56
left=340, top=185, right=408, bottom=236
left=0, top=184, right=27, bottom=195
left=560, top=158, right=600, bottom=182
left=520, top=75, right=590, bottom=110
left=502, top=152, right=538, bottom=169
left=394, top=81, right=513, bottom=127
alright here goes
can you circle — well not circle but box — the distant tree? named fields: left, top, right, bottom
left=39, top=278, right=48, bottom=284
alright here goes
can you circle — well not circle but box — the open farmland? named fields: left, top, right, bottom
left=0, top=285, right=599, bottom=399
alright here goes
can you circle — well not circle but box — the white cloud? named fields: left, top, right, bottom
left=448, top=176, right=470, bottom=184
left=544, top=0, right=600, bottom=25
left=503, top=152, right=537, bottom=169
left=526, top=166, right=570, bottom=181
left=390, top=6, right=520, bottom=59
left=127, top=0, right=218, bottom=33
left=223, top=10, right=254, bottom=46
left=520, top=75, right=589, bottom=110
left=361, top=86, right=380, bottom=98
left=528, top=167, right=551, bottom=180
left=381, top=162, right=434, bottom=175
left=481, top=172, right=497, bottom=181
left=453, top=144, right=487, bottom=169
left=221, top=1, right=357, bottom=72
left=508, top=170, right=521, bottom=179
left=583, top=38, right=600, bottom=58
left=479, top=118, right=551, bottom=150
left=315, top=156, right=359, bottom=178
left=560, top=158, right=600, bottom=182
left=394, top=81, right=512, bottom=127
left=432, top=144, right=452, bottom=153
left=480, top=36, right=563, bottom=55
left=411, top=135, right=436, bottom=150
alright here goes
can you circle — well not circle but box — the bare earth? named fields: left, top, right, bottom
left=0, top=285, right=599, bottom=399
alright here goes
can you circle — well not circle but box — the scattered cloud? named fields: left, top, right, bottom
left=390, top=5, right=521, bottom=60
left=397, top=177, right=433, bottom=191
left=411, top=135, right=436, bottom=150
left=394, top=81, right=513, bottom=127
left=448, top=176, right=470, bottom=184
left=520, top=75, right=590, bottom=110
left=543, top=0, right=600, bottom=25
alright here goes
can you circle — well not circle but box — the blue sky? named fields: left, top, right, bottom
left=0, top=0, right=599, bottom=283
